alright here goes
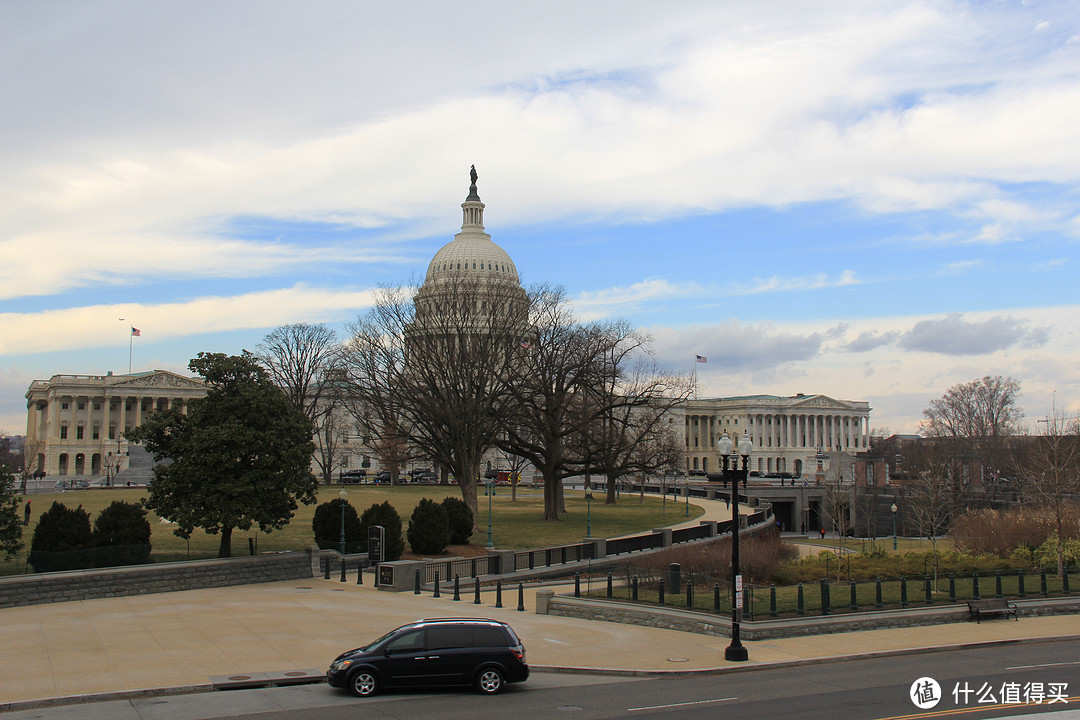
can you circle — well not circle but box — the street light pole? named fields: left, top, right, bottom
left=891, top=502, right=898, bottom=551
left=585, top=489, right=592, bottom=537
left=338, top=488, right=348, bottom=555
left=486, top=478, right=494, bottom=549
left=684, top=475, right=690, bottom=516
left=719, top=430, right=754, bottom=663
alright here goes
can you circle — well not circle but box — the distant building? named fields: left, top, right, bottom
left=679, top=394, right=871, bottom=477
left=24, top=370, right=206, bottom=479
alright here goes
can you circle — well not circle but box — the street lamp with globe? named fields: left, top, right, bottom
left=891, top=502, right=898, bottom=551
left=718, top=429, right=754, bottom=662
left=338, top=488, right=348, bottom=555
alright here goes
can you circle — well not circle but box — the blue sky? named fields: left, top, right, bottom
left=2, top=0, right=1079, bottom=435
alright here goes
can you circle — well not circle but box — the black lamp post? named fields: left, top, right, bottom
left=338, top=488, right=348, bottom=555
left=719, top=430, right=754, bottom=662
left=486, top=478, right=495, bottom=549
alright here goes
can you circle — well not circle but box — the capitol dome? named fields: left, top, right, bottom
left=422, top=167, right=520, bottom=289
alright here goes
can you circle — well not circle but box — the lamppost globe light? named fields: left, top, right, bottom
left=740, top=431, right=754, bottom=457
left=717, top=433, right=733, bottom=457
left=338, top=488, right=348, bottom=556
left=339, top=489, right=348, bottom=500
left=890, top=503, right=897, bottom=513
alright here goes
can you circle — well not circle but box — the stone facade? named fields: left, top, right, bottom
left=680, top=394, right=871, bottom=478
left=24, top=370, right=208, bottom=479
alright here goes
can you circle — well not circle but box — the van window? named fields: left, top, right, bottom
left=427, top=626, right=472, bottom=650
left=385, top=629, right=424, bottom=653
left=473, top=626, right=507, bottom=647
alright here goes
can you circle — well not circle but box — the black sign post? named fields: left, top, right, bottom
left=368, top=525, right=385, bottom=586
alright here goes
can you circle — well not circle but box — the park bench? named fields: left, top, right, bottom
left=967, top=598, right=1018, bottom=623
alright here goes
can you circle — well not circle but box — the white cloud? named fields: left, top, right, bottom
left=0, top=285, right=376, bottom=355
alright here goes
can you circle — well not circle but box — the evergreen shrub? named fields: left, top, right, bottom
left=29, top=502, right=93, bottom=572
left=441, top=496, right=473, bottom=545
left=312, top=499, right=362, bottom=552
left=358, top=501, right=404, bottom=561
left=91, top=500, right=152, bottom=566
left=407, top=498, right=450, bottom=555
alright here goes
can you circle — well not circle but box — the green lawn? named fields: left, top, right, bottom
left=2, top=484, right=701, bottom=575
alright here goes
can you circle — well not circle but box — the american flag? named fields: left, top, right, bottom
left=131, top=327, right=141, bottom=337
left=695, top=355, right=707, bottom=363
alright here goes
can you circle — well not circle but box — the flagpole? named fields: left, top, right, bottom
left=129, top=331, right=133, bottom=375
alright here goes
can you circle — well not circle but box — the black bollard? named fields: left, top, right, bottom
left=414, top=569, right=420, bottom=594
left=607, top=572, right=613, bottom=599
left=1018, top=569, right=1026, bottom=598
left=900, top=575, right=908, bottom=607
left=820, top=578, right=830, bottom=616
left=632, top=576, right=639, bottom=602
left=496, top=580, right=503, bottom=608
left=574, top=572, right=580, bottom=598
left=323, top=557, right=330, bottom=580
left=517, top=582, right=525, bottom=611
left=1041, top=568, right=1048, bottom=597
left=713, top=583, right=721, bottom=613
left=357, top=563, right=363, bottom=585
left=875, top=577, right=883, bottom=608
left=995, top=571, right=1003, bottom=599
left=658, top=578, right=665, bottom=606
left=770, top=585, right=777, bottom=617
left=434, top=570, right=441, bottom=598
left=972, top=571, right=980, bottom=600
left=474, top=580, right=481, bottom=605
left=249, top=537, right=255, bottom=556
left=340, top=558, right=347, bottom=582
left=686, top=582, right=694, bottom=609
left=453, top=574, right=460, bottom=601
left=949, top=573, right=956, bottom=602
left=924, top=575, right=932, bottom=605
left=797, top=582, right=805, bottom=615
left=849, top=579, right=857, bottom=611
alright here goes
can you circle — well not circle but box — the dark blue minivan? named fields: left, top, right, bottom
left=327, top=617, right=529, bottom=697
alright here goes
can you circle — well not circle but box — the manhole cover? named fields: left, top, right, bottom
left=284, top=672, right=306, bottom=677
left=228, top=675, right=252, bottom=681
left=667, top=657, right=690, bottom=663
left=557, top=706, right=583, bottom=711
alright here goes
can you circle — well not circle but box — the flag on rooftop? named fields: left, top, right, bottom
left=131, top=327, right=141, bottom=337
left=695, top=355, right=707, bottom=363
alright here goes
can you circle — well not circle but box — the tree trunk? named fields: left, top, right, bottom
left=218, top=526, right=233, bottom=558
left=542, top=470, right=560, bottom=521
left=605, top=472, right=617, bottom=504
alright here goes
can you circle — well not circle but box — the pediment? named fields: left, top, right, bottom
left=111, top=371, right=206, bottom=391
left=789, top=394, right=851, bottom=410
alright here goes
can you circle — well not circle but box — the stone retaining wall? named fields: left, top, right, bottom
left=0, top=548, right=320, bottom=609
left=537, top=592, right=1080, bottom=639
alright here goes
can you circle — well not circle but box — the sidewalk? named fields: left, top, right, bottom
left=4, top=571, right=1079, bottom=710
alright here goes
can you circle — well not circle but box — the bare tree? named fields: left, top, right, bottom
left=905, top=442, right=958, bottom=586
left=342, top=279, right=529, bottom=525
left=578, top=351, right=694, bottom=505
left=499, top=286, right=660, bottom=521
left=920, top=375, right=1023, bottom=489
left=1025, top=410, right=1080, bottom=577
left=256, top=323, right=339, bottom=420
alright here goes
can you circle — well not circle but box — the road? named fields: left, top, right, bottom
left=7, top=640, right=1079, bottom=720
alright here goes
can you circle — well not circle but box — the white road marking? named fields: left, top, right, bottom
left=628, top=696, right=737, bottom=712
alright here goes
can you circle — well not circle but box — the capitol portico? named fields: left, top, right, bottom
left=680, top=394, right=871, bottom=477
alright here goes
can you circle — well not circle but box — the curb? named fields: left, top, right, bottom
left=4, top=634, right=1077, bottom=712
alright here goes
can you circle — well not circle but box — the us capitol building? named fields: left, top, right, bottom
left=24, top=171, right=871, bottom=487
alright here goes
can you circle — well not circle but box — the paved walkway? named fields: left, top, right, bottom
left=3, top=495, right=1078, bottom=709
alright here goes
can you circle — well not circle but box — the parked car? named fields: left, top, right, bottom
left=326, top=618, right=528, bottom=697
left=340, top=469, right=367, bottom=484
left=373, top=470, right=392, bottom=484
left=415, top=471, right=438, bottom=484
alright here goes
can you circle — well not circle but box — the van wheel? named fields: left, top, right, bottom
left=476, top=667, right=504, bottom=695
left=349, top=670, right=379, bottom=697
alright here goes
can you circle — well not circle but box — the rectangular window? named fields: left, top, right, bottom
left=77, top=401, right=85, bottom=410
left=60, top=425, right=68, bottom=439
left=92, top=425, right=100, bottom=440
left=93, top=402, right=101, bottom=410
left=109, top=424, right=116, bottom=440
left=61, top=402, right=69, bottom=410
left=76, top=425, right=84, bottom=440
